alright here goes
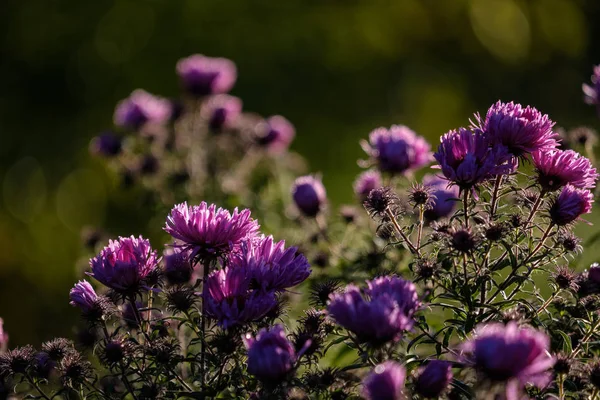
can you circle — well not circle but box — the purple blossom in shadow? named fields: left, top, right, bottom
left=88, top=236, right=158, bottom=294
left=532, top=149, right=598, bottom=192
left=89, top=132, right=122, bottom=157
left=243, top=325, right=302, bottom=382
left=0, top=319, right=7, bottom=352
left=583, top=65, right=600, bottom=115
left=361, top=125, right=431, bottom=175
left=292, top=175, right=327, bottom=217
left=414, top=360, right=453, bottom=398
left=433, top=127, right=514, bottom=191
left=461, top=322, right=555, bottom=400
left=201, top=94, right=242, bottom=132
left=549, top=184, right=594, bottom=226
left=422, top=174, right=459, bottom=221
left=256, top=116, right=296, bottom=154
left=176, top=54, right=237, bottom=97
left=474, top=101, right=558, bottom=157
left=113, top=90, right=171, bottom=130
left=327, top=276, right=420, bottom=344
left=204, top=267, right=277, bottom=329
left=230, top=236, right=311, bottom=293
left=362, top=361, right=405, bottom=400
left=589, top=263, right=600, bottom=284
left=353, top=170, right=382, bottom=202
left=163, top=248, right=194, bottom=286
left=69, top=280, right=98, bottom=313
left=164, top=202, right=259, bottom=260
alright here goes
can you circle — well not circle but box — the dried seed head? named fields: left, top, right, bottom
left=364, top=187, right=397, bottom=219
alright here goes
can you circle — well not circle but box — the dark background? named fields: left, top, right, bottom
left=1, top=0, right=599, bottom=345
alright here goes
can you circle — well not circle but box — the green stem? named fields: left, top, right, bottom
left=385, top=207, right=420, bottom=256
left=417, top=205, right=425, bottom=251
left=463, top=190, right=470, bottom=229
left=489, top=175, right=503, bottom=220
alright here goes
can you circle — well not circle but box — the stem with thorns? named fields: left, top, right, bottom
left=385, top=207, right=420, bottom=256
left=417, top=205, right=425, bottom=250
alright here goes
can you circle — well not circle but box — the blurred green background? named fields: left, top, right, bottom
left=1, top=0, right=599, bottom=345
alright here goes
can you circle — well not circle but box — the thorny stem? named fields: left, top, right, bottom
left=385, top=207, right=420, bottom=256
left=489, top=175, right=503, bottom=220
left=417, top=205, right=425, bottom=250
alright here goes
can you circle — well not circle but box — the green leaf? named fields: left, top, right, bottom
left=556, top=330, right=573, bottom=354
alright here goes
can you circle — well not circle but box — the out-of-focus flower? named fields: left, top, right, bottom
left=549, top=185, right=594, bottom=226
left=255, top=116, right=295, bottom=154
left=113, top=89, right=171, bottom=130
left=361, top=125, right=431, bottom=175
left=362, top=361, right=405, bottom=400
left=0, top=319, right=7, bottom=352
left=88, top=236, right=158, bottom=294
left=231, top=236, right=311, bottom=292
left=422, top=175, right=458, bottom=221
left=327, top=276, right=419, bottom=344
left=433, top=128, right=513, bottom=190
left=461, top=322, right=554, bottom=399
left=89, top=132, right=122, bottom=157
left=532, top=149, right=598, bottom=192
left=475, top=101, right=558, bottom=157
left=201, top=94, right=242, bottom=132
left=583, top=65, right=600, bottom=115
left=414, top=360, right=453, bottom=398
left=353, top=170, right=382, bottom=202
left=163, top=248, right=193, bottom=286
left=243, top=325, right=301, bottom=382
left=164, top=202, right=259, bottom=260
left=176, top=54, right=237, bottom=97
left=204, top=267, right=277, bottom=329
left=292, top=175, right=327, bottom=217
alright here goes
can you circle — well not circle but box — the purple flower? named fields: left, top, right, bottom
left=176, top=54, right=237, bottom=97
left=292, top=175, right=327, bottom=217
left=583, top=65, right=600, bottom=114
left=201, top=94, right=242, bottom=132
left=433, top=128, right=514, bottom=190
left=113, top=90, right=171, bottom=130
left=361, top=125, right=431, bottom=175
left=461, top=322, right=554, bottom=400
left=163, top=248, right=193, bottom=285
left=69, top=280, right=98, bottom=313
left=353, top=170, right=382, bottom=202
left=243, top=325, right=300, bottom=382
left=164, top=202, right=259, bottom=259
left=422, top=174, right=459, bottom=220
left=475, top=101, right=558, bottom=157
left=88, top=236, right=158, bottom=294
left=532, top=149, right=598, bottom=192
left=362, top=361, right=405, bottom=400
left=231, top=236, right=311, bottom=292
left=0, top=319, right=8, bottom=352
left=549, top=184, right=594, bottom=226
left=414, top=360, right=453, bottom=398
left=327, top=276, right=420, bottom=344
left=589, top=263, right=600, bottom=284
left=204, top=267, right=277, bottom=329
left=89, top=132, right=122, bottom=157
left=255, top=116, right=296, bottom=154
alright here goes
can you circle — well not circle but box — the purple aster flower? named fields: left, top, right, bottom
left=0, top=319, right=8, bottom=352
left=327, top=276, right=420, bottom=344
left=69, top=280, right=98, bottom=313
left=433, top=128, right=514, bottom=190
left=353, top=170, right=382, bottom=202
left=204, top=267, right=277, bottom=329
left=201, top=94, right=242, bottom=133
left=422, top=174, right=459, bottom=220
left=549, top=184, right=594, bottom=226
left=255, top=116, right=296, bottom=154
left=164, top=202, right=259, bottom=260
left=414, top=360, right=453, bottom=398
left=113, top=89, right=171, bottom=130
left=163, top=248, right=193, bottom=286
left=362, top=361, right=405, bottom=400
left=89, top=132, right=122, bottom=157
left=461, top=322, right=554, bottom=400
left=176, top=54, right=237, bottom=97
left=361, top=125, right=432, bottom=175
left=243, top=324, right=302, bottom=382
left=475, top=101, right=558, bottom=157
left=532, top=149, right=598, bottom=192
left=231, top=236, right=311, bottom=292
left=88, top=236, right=158, bottom=294
left=583, top=65, right=600, bottom=115
left=292, top=175, right=327, bottom=217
